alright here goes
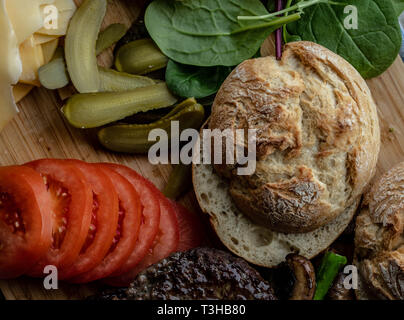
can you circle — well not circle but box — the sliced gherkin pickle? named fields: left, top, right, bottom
left=65, top=0, right=107, bottom=93
left=38, top=57, right=70, bottom=90
left=163, top=163, right=193, bottom=200
left=96, top=23, right=127, bottom=55
left=115, top=39, right=168, bottom=75
left=99, top=67, right=155, bottom=92
left=98, top=102, right=205, bottom=153
left=125, top=98, right=198, bottom=124
left=62, top=82, right=177, bottom=129
left=161, top=98, right=197, bottom=120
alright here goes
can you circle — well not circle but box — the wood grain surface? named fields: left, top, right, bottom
left=1, top=0, right=404, bottom=300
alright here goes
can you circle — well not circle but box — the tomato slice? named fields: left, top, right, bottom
left=102, top=163, right=161, bottom=278
left=105, top=193, right=179, bottom=286
left=57, top=160, right=119, bottom=280
left=69, top=164, right=141, bottom=283
left=170, top=201, right=204, bottom=252
left=25, top=159, right=93, bottom=276
left=0, top=166, right=53, bottom=279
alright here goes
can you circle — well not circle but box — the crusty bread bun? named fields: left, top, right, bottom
left=209, top=41, right=380, bottom=233
left=354, top=162, right=404, bottom=300
left=193, top=160, right=360, bottom=268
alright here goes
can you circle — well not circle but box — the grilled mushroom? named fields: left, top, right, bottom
left=326, top=272, right=354, bottom=300
left=270, top=254, right=316, bottom=300
left=286, top=254, right=316, bottom=300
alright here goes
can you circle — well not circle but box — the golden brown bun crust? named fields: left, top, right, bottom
left=209, top=41, right=380, bottom=233
left=355, top=162, right=404, bottom=300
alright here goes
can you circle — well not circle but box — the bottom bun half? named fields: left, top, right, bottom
left=192, top=161, right=359, bottom=268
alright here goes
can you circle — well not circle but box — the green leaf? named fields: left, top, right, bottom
left=286, top=0, right=402, bottom=78
left=392, top=0, right=404, bottom=16
left=145, top=0, right=300, bottom=67
left=165, top=60, right=233, bottom=99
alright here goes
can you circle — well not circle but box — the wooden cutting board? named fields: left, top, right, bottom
left=1, top=0, right=404, bottom=300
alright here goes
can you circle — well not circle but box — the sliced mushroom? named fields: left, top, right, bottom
left=286, top=254, right=316, bottom=300
left=326, top=271, right=354, bottom=300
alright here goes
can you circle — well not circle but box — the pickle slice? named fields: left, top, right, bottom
left=161, top=97, right=197, bottom=120
left=115, top=39, right=168, bottom=75
left=124, top=98, right=198, bottom=125
left=65, top=0, right=107, bottom=93
left=96, top=23, right=127, bottom=55
left=163, top=163, right=193, bottom=200
left=99, top=67, right=155, bottom=92
left=38, top=56, right=70, bottom=90
left=98, top=103, right=205, bottom=153
left=62, top=82, right=177, bottom=129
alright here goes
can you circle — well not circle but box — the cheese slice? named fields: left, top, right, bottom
left=0, top=0, right=22, bottom=132
left=5, top=0, right=48, bottom=44
left=33, top=33, right=59, bottom=45
left=42, top=38, right=59, bottom=63
left=51, top=0, right=76, bottom=12
left=19, top=35, right=45, bottom=87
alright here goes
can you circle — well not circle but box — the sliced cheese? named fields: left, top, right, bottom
left=19, top=35, right=45, bottom=87
left=33, top=32, right=59, bottom=45
left=13, top=83, right=34, bottom=103
left=42, top=38, right=59, bottom=63
left=0, top=0, right=22, bottom=132
left=51, top=0, right=76, bottom=12
left=5, top=0, right=48, bottom=44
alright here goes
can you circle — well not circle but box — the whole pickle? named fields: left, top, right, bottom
left=115, top=39, right=168, bottom=75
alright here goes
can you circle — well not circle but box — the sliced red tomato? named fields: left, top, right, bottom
left=105, top=193, right=179, bottom=287
left=69, top=164, right=142, bottom=283
left=102, top=163, right=161, bottom=278
left=57, top=160, right=119, bottom=280
left=0, top=166, right=53, bottom=279
left=170, top=201, right=204, bottom=252
left=25, top=159, right=93, bottom=276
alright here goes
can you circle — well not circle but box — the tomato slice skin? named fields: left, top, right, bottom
left=102, top=163, right=161, bottom=278
left=105, top=191, right=179, bottom=287
left=69, top=164, right=142, bottom=283
left=24, top=159, right=93, bottom=276
left=57, top=160, right=119, bottom=280
left=0, top=166, right=53, bottom=279
left=170, top=201, right=204, bottom=252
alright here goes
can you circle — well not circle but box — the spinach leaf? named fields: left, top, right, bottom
left=286, top=0, right=402, bottom=78
left=145, top=0, right=301, bottom=67
left=392, top=0, right=404, bottom=16
left=165, top=60, right=233, bottom=99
